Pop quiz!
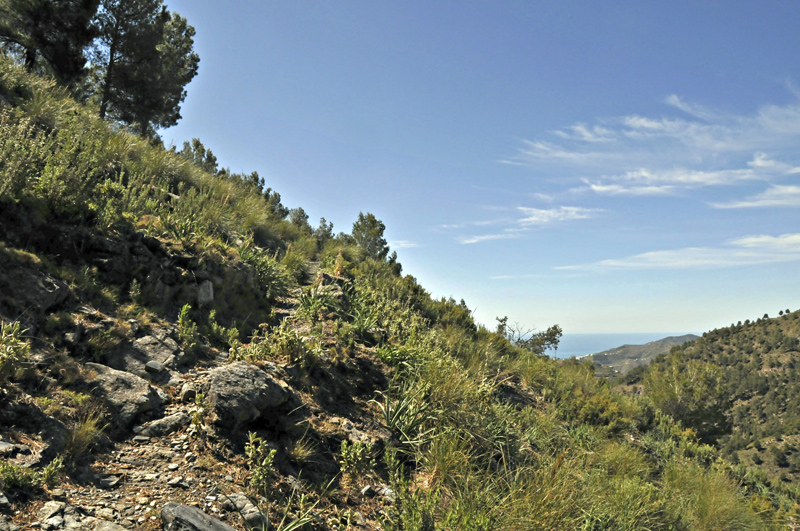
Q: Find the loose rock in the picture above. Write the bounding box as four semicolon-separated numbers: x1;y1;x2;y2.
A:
139;411;190;438
161;502;238;531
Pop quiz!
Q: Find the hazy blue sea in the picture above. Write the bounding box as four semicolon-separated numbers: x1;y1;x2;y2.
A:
552;333;693;359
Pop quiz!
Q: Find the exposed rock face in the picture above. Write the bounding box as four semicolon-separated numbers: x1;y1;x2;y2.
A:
0;261;69;331
104;331;183;384
2;222;272;334
206;361;290;431
161;503;239;531
31;500;128;531
5;268;69;313
0;400;67;467
85;363;165;429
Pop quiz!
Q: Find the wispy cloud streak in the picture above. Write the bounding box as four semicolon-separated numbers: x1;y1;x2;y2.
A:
506;96;800;202
710;185;800;208
455;206;601;244
558;232;800;270
389;240;419;249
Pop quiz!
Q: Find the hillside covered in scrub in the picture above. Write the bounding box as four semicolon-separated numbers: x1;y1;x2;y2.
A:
0;6;800;530
621;312;800;494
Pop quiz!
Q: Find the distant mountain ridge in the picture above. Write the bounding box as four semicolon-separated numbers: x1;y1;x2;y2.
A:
586;334;700;375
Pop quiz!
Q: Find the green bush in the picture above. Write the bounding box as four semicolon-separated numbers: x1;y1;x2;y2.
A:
339;440;375;484
235;321;318;366
0;321;29;381
244;431;276;496
0;456;63;494
239;237;292;301
280;244;308;284
177;304;201;357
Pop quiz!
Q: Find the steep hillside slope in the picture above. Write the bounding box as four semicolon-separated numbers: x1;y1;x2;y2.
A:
588;334;699;376
626;311;800;491
0;55;795;531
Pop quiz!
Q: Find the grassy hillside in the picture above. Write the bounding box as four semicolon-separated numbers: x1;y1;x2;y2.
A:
0;54;797;530
623;311;800;502
588;334;699;376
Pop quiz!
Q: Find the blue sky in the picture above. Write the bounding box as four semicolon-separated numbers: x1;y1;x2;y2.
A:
162;1;800;334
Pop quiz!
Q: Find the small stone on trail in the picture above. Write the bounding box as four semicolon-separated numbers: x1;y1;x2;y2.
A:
145;360;165;373
180;383;197;403
98;476;121;489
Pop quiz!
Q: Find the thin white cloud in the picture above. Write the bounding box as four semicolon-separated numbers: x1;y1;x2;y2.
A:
621;115;691;137
733;232;800;249
584;166;765;196
389;240;419;249
582;181;676;196
558;232;800;270
710;185;800;209
437;217;509;230
500;140;608;164
554;123;616;143
664;94;720;122
507;95;800;200
457;206;600;244
517;206;600;226
747;152;800;173
459;232;520;244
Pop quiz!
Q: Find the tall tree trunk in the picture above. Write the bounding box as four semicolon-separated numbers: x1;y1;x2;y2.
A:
99;23;119;119
99;51;113;118
23;45;36;71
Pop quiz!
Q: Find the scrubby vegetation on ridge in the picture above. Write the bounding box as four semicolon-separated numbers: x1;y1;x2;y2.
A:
0;47;798;531
621;310;800;509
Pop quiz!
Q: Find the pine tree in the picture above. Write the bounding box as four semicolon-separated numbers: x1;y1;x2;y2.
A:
352;212;389;261
90;0;198;135
0;0;100;84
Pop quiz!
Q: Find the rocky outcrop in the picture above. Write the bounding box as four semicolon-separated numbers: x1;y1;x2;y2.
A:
0;400;67;467
0;260;69;332
2;221;272;334
205;361;290;431
31;500;128;531
161;503;239;531
85;363;166;429
104;329;184;385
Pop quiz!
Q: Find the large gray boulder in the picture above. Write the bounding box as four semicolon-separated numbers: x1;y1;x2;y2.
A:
206;361;289;431
85;363;165;429
161;503;238;531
